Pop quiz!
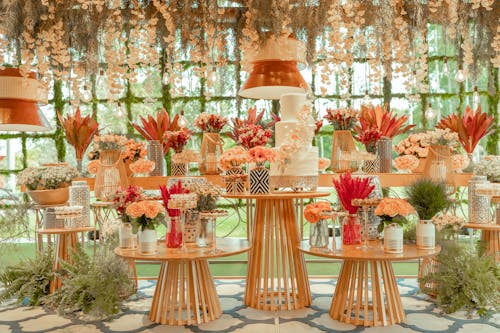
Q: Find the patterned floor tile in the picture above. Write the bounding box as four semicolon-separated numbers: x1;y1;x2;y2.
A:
20;314;72;332
405;312;454;330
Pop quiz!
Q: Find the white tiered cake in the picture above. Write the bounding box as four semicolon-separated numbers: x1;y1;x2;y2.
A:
270;93;318;191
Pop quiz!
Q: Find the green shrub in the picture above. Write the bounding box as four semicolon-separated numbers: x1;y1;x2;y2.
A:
0;248;53;306
420;241;500;318
406;179;450;220
46;244;134;318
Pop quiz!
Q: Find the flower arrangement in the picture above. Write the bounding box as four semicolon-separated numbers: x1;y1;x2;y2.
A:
431;214;465;240
323;107;359;130
126;200;166;233
393;154;420;172
474;155;500;182
333;172;375;214
195;113;228;133
426;128;459;147
234;124;273;150
171;149;201;163
86;160;99;174
355;128;382;152
375;198;415;232
451;154;469;172
318;158;330;172
159;181;188;217
93;134;127;151
87;149;100;161
186;181;224;212
131;109;179;153
112;186;144;222
129;159;155;175
247;146;276;165
57;108;99;161
437;106;495;154
229;106;268;140
17;165;79;190
219;146;249;171
163;130;191;154
395;132;431;158
304;201;332;223
121;139;147;162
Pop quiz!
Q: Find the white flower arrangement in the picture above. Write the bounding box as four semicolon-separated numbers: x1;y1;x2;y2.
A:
395;129;458;158
17;165;80;190
93;134;127;151
451;154;470;172
186;181;224;211
432;214;465;239
474;155;500;182
394;154;420;172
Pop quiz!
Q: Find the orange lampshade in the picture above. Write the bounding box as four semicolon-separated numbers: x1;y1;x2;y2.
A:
239;60;309;100
0;68;51;132
0;99;51;132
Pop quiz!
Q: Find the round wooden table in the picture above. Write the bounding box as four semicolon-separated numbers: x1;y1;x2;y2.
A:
224;191;329;311
299;241;440;327
38;226;96;293
114;238;250;326
464;223;500;262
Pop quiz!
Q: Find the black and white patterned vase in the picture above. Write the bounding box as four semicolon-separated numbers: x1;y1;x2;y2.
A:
249;166;270;194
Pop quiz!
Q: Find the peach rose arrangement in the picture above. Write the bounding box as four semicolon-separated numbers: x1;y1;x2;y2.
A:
393;154;419;172
219;146;249;171
129;159;155;175
126;200;166;233
375;198;415;232
304;201;332;223
247;146;276;166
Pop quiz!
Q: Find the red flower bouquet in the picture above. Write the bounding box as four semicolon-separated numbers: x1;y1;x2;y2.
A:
195;113;228;133
163;130;192;154
113;186;145;222
235;124;273;149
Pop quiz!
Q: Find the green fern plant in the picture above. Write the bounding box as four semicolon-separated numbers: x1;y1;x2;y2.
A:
405;179;450;220
0;248;53;306
419;241;500;318
46;244;134;318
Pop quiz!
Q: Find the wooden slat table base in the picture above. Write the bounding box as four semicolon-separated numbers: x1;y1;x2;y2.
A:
329;260;405;327
149;260;221;326
50;233;77;294
244;198;311;311
482;230;500;263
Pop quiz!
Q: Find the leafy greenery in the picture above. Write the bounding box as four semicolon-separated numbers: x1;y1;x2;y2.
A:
377;215;409;233
419;241;500;318
406;179;450;220
46;244;134;318
0;189;30;247
0;248;53;306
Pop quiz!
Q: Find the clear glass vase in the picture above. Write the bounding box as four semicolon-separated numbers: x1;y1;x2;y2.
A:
309;219;329;248
119;222;135;249
196;217;215;248
166;215;183;248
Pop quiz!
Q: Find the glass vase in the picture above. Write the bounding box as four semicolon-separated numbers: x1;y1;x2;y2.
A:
119;222;135;249
200;132;223;175
166;215;183;248
184;210;199;244
309;219;329;248
196;217;215;248
342;214;362;245
429;160;447;183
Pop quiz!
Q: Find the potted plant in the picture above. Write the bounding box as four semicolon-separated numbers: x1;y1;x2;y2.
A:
406;179;450;249
126;200;165;254
375;198;415;253
17;165;79;205
112;186;144;249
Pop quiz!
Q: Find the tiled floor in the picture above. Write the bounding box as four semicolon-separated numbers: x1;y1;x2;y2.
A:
0;279;498;332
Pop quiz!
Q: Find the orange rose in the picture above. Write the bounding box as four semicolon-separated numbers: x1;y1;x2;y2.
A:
142;200;164;219
126;201;144;218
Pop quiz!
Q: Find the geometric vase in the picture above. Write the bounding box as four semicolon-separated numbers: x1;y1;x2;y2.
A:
249;166;270;194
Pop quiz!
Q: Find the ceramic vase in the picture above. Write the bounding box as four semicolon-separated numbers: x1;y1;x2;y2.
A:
416;220;435;250
138;229;157;255
384;223;403;253
249;164;270;194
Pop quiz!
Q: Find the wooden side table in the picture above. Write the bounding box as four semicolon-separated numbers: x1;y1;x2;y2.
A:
31;203;67;252
90;201;117;242
114;238;250;326
300;241;440;327
37;226;96;293
224;192;329;311
464;223;500;262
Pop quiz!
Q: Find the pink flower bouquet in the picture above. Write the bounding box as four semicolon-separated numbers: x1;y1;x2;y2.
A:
126;200;165;233
219;146;249;171
129;159;155;175
195;113;228;133
248;146;276;165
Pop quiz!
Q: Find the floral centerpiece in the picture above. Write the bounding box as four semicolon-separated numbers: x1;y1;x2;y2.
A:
121;139;147;162
131;109;179;153
474;155;500;182
304;201;332;248
393;154;420;172
234;124;273;150
17;165;80;205
160;181;189;248
126;200;165;233
219;146;249;171
375;198;415;232
57;108;99;172
164;129;192;176
324;107;359;130
195;113;228;133
395;132;431;158
129;159;155;176
247;146;276;167
171;149;201;164
333;172;374;244
247;146;276;194
112;186;144;223
431;214;465;240
93;134;127;151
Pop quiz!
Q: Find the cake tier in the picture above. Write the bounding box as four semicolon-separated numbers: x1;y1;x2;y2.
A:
270;147;318;176
279;93;307;121
274;121;315;147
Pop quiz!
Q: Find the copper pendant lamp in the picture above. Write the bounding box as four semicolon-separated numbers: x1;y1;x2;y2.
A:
239;34;310;100
0;68;51;132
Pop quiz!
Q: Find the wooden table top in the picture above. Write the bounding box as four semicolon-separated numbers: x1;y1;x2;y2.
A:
223;191;330;200
464;223;500;231
114;238;250;261
38;226;96;235
299;241;440;261
91;201;115;207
